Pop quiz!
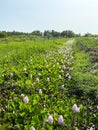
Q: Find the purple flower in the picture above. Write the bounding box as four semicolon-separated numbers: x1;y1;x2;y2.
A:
48;115;53;124
58;115;64;125
72;104;80;113
23;96;29;104
30;126;36;130
75;107;80;112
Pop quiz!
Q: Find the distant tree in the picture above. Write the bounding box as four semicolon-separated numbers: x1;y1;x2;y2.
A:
51;30;60;37
0;31;7;38
61;30;75;38
84;33;92;37
6;31;28;36
44;30;51;39
61;31;67;37
75;33;81;37
31;30;42;36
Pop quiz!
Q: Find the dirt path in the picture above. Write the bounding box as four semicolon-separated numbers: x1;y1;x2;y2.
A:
65;39;75;44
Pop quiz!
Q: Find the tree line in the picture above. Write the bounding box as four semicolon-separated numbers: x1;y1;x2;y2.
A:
0;30;97;38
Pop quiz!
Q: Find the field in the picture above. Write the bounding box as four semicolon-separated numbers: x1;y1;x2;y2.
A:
0;36;98;130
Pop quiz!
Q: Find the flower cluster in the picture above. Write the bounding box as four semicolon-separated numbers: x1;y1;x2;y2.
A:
48;115;64;125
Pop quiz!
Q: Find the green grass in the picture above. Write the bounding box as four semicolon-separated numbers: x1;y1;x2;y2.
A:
71;38;98;101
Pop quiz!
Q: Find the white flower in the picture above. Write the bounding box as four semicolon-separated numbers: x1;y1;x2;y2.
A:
39;89;42;94
68;75;71;80
30;126;36;130
57;62;59;65
66;73;69;77
30;74;32;79
47;77;50;82
38;73;41;76
23;96;29;104
30;59;32;64
58;115;64;125
89;127;94;130
72;104;80;113
48;115;53;124
36;77;39;82
61;84;64;89
46;65;49;69
61;70;64;73
10;73;13;78
59;75;62;79
21;93;24;97
62;65;66;70
23;68;27;73
44;104;46;108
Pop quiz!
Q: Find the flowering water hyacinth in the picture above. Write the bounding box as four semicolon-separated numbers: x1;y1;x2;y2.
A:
10;72;13;78
66;73;70;77
30;126;36;130
23;96;29;104
21;93;24;97
36;77;39;82
38;73;41;76
59;75;62;79
89;127;94;130
46;65;49;69
30;59;32;64
48;115;53;124
68;75;71;80
58;115;64;125
57;62;59;65
47;77;50;82
61;84;64;89
30;74;32;79
72;104;80;112
62;65;66;70
39;89;42;94
23;68;27;73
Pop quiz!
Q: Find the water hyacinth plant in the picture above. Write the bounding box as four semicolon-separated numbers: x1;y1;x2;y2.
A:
72;104;80;113
39;89;42;94
58;115;64;125
48;115;53;124
0;37;98;129
23;96;29;104
30;126;36;130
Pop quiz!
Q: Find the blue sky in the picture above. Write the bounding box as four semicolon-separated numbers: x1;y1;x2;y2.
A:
0;0;98;34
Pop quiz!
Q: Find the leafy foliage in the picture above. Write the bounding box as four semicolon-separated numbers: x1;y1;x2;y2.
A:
0;37;98;130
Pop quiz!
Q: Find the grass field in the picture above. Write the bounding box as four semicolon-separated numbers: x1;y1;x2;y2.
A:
0;37;98;130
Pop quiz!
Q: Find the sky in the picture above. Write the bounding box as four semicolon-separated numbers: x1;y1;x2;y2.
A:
0;0;98;34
